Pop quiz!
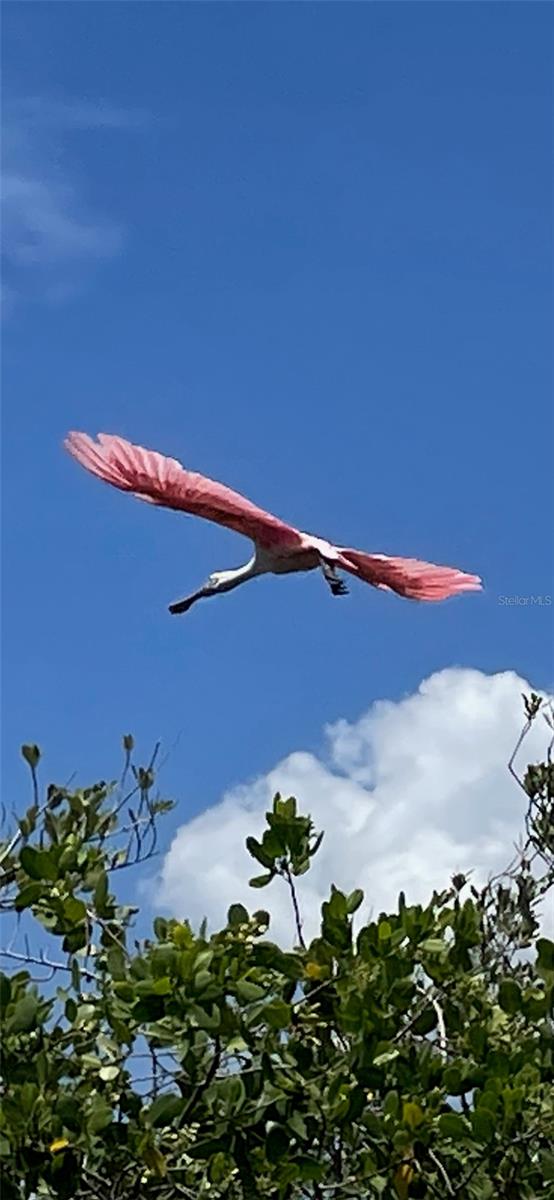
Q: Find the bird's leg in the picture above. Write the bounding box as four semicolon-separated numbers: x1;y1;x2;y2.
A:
320;560;349;597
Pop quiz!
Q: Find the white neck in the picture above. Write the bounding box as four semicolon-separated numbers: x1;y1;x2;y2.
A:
215;554;261;592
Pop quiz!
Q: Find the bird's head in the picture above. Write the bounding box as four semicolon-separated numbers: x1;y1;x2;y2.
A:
204;569;237;592
168;568;238;615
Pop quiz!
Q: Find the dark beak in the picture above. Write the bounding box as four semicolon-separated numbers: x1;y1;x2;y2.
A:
168;586;214;615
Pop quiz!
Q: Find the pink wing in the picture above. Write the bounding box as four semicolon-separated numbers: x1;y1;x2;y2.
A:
64;433;303;550
338;547;482;601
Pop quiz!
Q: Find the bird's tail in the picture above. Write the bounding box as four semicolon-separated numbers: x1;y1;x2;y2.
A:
337;548;482;601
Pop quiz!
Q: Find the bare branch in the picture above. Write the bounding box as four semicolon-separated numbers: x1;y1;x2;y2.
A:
428;1148;454;1196
0;946;96;981
281;860;306;949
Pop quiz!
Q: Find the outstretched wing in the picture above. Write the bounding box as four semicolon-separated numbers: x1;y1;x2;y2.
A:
65;432;303;550
338;547;482;601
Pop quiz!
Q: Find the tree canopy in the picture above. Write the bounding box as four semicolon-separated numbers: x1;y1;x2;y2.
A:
1;695;553;1199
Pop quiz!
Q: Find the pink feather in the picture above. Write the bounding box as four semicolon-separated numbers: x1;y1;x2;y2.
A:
337;548;482;601
65;432;482;606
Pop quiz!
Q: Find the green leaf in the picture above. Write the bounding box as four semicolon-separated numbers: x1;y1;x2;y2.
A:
18;805;39;838
288;1113;308;1141
36;1052;48;1087
70;958;81;992
82;1053;102;1070
135;976;173;997
252;909;270;928
76;1003;96;1026
403;1101;424;1129
383;1090;399;1118
327;887;348;919
94;871;109;914
107;947;126;981
65;998;77;1022
438;1112;467;1140
421;937;446;956
14;882;44;910
6;994;38;1034
411;1006;438;1036
471;1108;495;1144
498;978;522;1014
63;925;88;954
373;1047;400;1067
537;938;554;976
193;969;212;994
235;980;267;1003
265;1123;289;1163
295;1156;325;1182
310;830;324;858
276;796;297;819
87;1097;113;1134
346;888;364;914
227;903;249;928
263;998;292;1029
191;949;213;978
99;1065;119;1083
147;1094;184;1127
20;846;58;882
153;917;168;940
246;836;275;869
56;1096;82;1132
443;1065;463;1095
209;1152;230;1184
220;1074;246;1115
190;1003;221;1031
21;743;41;769
63;897;87;924
540;1151;554;1182
0;973;12;1008
140;1141;167;1177
476;1088;499;1114
249;872;274;888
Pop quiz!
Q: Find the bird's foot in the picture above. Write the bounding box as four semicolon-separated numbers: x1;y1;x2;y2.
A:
320;561;349;597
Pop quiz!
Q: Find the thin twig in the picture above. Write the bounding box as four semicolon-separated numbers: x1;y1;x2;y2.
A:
508;719;533;794
0;947;96;981
177;1036;221;1127
428;1148;454;1195
87;910;130;958
0;799;51;870
282;861;306;949
426;990;447;1061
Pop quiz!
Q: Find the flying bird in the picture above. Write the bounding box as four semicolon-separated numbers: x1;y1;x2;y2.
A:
65;432;482;615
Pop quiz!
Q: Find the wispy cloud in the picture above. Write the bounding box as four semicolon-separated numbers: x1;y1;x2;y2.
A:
2;173;121;266
7;96;148;131
1;96;143;311
156;668;552;945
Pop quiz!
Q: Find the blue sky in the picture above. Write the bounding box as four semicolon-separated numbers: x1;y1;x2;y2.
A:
2;4;552;924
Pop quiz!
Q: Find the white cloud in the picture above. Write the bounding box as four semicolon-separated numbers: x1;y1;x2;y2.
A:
1;96;141;309
156;668;551;945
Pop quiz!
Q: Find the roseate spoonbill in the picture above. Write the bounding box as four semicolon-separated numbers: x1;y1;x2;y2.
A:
64;432;482;615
